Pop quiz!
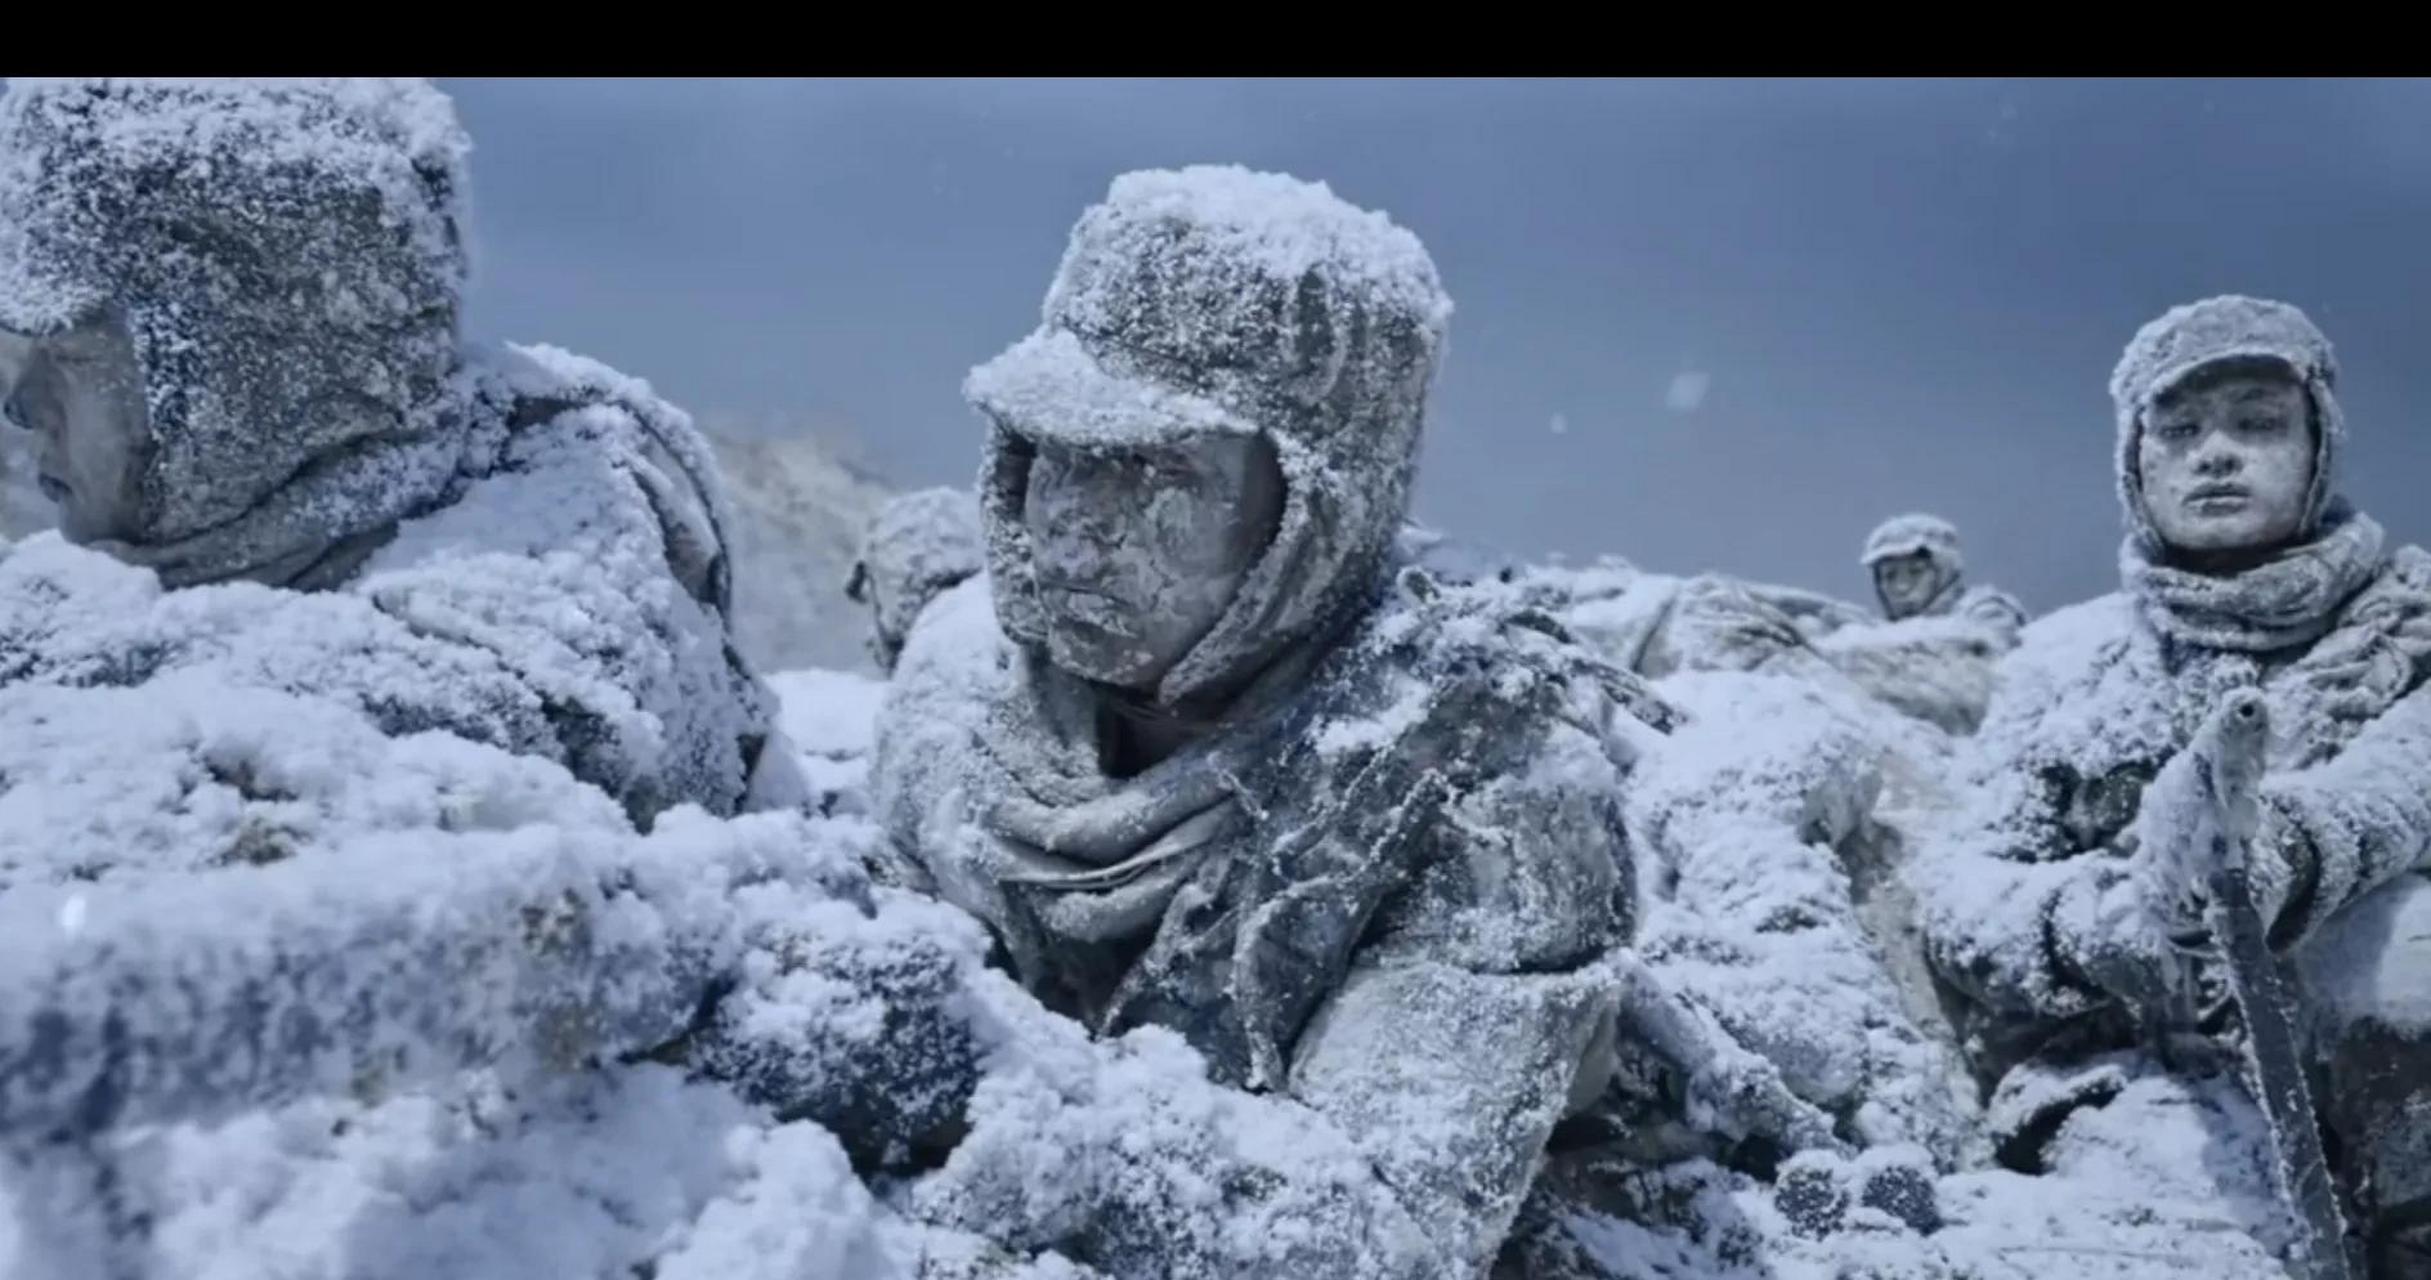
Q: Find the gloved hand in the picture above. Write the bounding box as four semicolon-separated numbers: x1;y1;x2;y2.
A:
2127;737;2318;958
2050;860;2198;1014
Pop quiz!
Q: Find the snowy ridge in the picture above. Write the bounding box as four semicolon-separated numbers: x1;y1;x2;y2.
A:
697;414;895;675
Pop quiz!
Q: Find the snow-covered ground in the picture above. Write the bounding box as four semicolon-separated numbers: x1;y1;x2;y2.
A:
767;666;888;812
0;633;2298;1279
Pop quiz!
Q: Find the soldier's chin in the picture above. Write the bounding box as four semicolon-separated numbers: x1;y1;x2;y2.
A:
1042;624;1159;691
2162;508;2286;555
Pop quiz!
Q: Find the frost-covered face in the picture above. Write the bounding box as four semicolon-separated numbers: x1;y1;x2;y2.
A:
1022;431;1284;692
2;308;148;544
2137;361;2315;561
1873;550;1948;621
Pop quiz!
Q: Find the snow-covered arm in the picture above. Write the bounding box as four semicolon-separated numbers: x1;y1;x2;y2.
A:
0;807;802;1142
1915;750;2137;1026
1285;706;1631;1276
1910;610;2187;1031
902;979;1455;1280
679;880;993;1174
2259;679;2431;946
1741;581;1875;640
1811;615;2005;734
1289;960;1617;1275
1641;575;1821;678
1958;585;2029;639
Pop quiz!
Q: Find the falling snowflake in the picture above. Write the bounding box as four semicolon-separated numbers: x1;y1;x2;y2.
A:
1666;371;1712;413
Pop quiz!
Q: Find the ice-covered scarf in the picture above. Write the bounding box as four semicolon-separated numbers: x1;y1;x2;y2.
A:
2123;503;2385;655
972;645;1314;954
2125;506;2431;761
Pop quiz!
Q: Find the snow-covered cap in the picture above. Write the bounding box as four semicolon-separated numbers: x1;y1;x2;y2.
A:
967;165;1450;454
1394;521;1519;586
848;486;984;667
0;78;472;544
2109;295;2343;551
968;165;1454;705
1860;512;1964;577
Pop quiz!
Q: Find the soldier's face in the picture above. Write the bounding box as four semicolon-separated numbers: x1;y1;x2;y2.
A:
2137;364;2315;559
1873;551;1946;620
1021;431;1283;692
3;308;147;544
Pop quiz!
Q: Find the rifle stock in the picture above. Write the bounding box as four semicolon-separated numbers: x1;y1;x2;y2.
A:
2185;692;2358;1280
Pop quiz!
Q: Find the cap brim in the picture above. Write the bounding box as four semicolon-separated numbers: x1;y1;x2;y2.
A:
2141;348;2307;407
1861;540;1935;567
965;327;1256;450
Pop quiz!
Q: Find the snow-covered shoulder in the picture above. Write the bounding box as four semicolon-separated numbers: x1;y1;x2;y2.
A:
349;339;777;820
1962;591;2141;773
2011;591;2135;686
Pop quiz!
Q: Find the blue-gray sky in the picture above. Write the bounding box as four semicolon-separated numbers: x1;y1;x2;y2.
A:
444;78;2431;614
